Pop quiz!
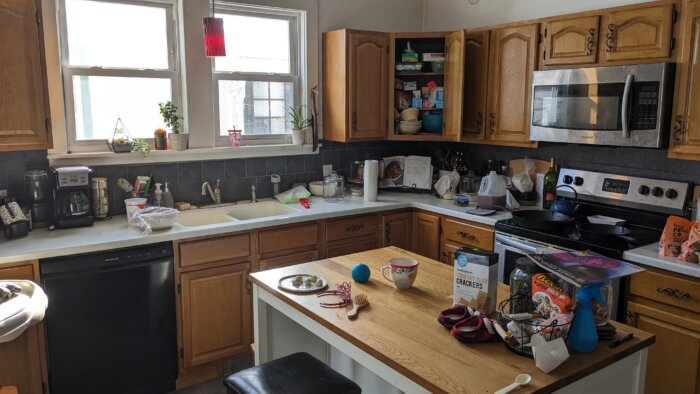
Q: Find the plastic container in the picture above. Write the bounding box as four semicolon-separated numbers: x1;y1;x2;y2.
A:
422;111;443;133
124;198;147;225
477;171;507;209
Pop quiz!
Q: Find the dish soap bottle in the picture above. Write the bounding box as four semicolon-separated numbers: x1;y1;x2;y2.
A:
162;182;174;208
154;183;164;207
568;283;603;353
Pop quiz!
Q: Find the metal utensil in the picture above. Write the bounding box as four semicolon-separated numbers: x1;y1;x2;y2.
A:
495;373;532;394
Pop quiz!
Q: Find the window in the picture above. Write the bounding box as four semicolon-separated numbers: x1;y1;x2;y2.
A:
59;0;179;149
213;4;305;144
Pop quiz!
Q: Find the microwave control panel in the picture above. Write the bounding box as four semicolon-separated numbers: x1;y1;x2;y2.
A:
631;82;660;130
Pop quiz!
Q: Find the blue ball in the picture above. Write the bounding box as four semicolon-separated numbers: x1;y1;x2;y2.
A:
351;263;371;283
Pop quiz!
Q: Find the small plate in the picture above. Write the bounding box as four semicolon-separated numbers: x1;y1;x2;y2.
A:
278;274;328;294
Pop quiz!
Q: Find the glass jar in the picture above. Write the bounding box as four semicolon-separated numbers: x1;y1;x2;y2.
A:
575;281;613;326
24;170;48;202
509;257;540;313
323;171;344;202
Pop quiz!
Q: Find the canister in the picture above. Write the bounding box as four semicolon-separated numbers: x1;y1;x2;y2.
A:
91;177;109;219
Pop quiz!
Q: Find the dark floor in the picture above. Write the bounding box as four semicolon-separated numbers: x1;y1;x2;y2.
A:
172;354;253;394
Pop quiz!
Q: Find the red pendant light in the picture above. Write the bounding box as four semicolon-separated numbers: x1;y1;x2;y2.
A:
203;2;226;57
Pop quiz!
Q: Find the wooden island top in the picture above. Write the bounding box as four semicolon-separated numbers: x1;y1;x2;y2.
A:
249;247;655;393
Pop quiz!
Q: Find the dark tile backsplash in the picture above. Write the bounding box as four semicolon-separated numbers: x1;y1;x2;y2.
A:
1;141;697;216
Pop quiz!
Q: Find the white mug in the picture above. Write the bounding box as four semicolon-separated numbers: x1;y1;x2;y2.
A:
381;258;419;290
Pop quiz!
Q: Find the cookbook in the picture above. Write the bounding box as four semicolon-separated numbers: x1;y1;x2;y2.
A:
379;155;432;190
527;251;645;287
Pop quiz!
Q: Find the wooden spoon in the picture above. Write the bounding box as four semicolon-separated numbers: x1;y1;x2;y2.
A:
347;293;369;320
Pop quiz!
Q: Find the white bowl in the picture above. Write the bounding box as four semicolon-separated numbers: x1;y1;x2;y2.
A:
399;123;422;134
400;108;420;121
309;181;324;197
400;120;422;126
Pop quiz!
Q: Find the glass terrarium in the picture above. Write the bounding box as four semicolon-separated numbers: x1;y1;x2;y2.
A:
109;118;135;153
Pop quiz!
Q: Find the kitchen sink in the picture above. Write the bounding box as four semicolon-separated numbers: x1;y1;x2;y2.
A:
176;201;297;227
226;201;297;220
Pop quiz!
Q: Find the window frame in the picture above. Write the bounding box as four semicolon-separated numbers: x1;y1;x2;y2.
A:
57;0;181;153
212;2;306;147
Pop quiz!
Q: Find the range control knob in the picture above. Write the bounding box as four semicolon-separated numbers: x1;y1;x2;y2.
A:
651;187;664;197
574;177;584;186
665;189;678;199
563;175;573;184
638;185;650;195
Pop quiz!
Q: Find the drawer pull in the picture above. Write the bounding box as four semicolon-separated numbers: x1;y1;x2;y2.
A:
457;231;477;241
586;28;596;56
346;224;365;232
657;287;692;301
385;223;391;244
605;24;615;52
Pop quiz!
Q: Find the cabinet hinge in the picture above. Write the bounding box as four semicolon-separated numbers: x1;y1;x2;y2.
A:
544;28;547;38
42;382;48;394
672;9;678;23
671;37;676;51
438;224;442;236
177;283;181;294
36;10;41;24
179;347;184;358
45;118;51;133
538;34;542;44
543;50;546;60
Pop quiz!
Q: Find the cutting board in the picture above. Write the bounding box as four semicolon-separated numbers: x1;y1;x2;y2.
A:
508;159;550;178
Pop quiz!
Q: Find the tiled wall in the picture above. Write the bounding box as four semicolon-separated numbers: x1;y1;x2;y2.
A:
1;141;697;216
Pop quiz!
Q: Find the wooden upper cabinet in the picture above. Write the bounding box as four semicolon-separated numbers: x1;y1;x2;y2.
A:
443;30;465;142
0;0;52;151
603;3;675;62
670;1;700;160
462;30;490;142
487;24;538;147
322;29;388;142
543;16;600;66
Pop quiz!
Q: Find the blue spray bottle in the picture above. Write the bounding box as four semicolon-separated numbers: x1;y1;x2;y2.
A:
567;283;604;353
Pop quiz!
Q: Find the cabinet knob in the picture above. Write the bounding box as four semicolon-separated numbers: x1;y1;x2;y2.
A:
605;24;615;52
586;28;596;55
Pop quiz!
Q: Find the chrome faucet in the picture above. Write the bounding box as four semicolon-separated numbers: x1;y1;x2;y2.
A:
251;185;257;203
201;180;221;204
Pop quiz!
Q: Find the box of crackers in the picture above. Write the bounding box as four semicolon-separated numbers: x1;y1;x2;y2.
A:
453;248;499;314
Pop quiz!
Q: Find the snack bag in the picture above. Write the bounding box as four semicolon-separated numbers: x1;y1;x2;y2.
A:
659;216;692;257
678;222;700;263
531;274;573;318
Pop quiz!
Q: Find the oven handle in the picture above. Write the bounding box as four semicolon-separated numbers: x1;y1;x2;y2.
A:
621;74;634;138
495;234;542;254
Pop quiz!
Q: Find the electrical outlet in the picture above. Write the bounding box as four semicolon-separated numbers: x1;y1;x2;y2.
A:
322;165;333;177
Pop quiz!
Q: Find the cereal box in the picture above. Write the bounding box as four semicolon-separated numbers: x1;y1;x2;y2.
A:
453;248;499;314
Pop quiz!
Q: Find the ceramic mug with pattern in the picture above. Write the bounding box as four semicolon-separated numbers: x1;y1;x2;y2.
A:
381;258;419;290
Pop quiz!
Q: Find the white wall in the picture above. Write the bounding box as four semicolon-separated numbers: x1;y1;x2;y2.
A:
319;0;423;32
422;0;654;31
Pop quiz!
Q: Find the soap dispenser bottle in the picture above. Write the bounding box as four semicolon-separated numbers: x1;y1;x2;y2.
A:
154;183;164;207
567;283;603;353
162;182;174;208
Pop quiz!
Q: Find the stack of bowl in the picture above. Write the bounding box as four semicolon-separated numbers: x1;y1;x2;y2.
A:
399;108;421;134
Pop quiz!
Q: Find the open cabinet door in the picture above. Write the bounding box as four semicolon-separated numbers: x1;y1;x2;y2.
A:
443;30;465;142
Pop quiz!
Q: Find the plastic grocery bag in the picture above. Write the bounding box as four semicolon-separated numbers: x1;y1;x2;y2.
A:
275;186;311;204
512;157;535;193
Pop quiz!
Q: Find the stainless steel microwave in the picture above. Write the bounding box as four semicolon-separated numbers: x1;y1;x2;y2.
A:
530;63;673;148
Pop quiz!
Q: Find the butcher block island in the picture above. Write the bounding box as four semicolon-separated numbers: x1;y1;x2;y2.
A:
249;247;654;394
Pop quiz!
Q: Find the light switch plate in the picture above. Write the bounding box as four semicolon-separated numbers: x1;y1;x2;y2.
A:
322;165;332;177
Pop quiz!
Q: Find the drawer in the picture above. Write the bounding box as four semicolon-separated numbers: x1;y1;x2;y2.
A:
0;264;35;281
259;223;319;256
179;233;252;268
441;218;494;252
259;249;319;271
326;236;378;258
326;214;378;243
630;270;700;314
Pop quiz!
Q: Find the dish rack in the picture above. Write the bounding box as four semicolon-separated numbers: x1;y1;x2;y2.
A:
497;295;573;358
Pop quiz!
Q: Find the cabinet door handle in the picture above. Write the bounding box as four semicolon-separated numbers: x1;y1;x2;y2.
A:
672;116;685;146
352;112;358;132
457;230;477;241
385;223;391;244
657;287;693;301
489;113;496;134
586;28;596;55
605;24;615;52
626;311;636;327
476;112;483;132
346;223;365;232
246;281;252;295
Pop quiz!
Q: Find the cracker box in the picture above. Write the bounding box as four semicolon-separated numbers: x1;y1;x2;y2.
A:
453;248;499;314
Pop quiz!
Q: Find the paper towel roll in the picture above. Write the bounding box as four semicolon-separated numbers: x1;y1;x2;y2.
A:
364;160;378;202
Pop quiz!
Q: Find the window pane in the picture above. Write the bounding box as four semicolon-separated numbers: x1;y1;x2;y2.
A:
72;76;172;140
253;82;268;99
214;14;291;73
65;0;169;69
218;80;294;135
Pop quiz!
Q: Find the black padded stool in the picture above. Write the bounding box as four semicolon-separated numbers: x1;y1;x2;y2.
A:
223;352;361;394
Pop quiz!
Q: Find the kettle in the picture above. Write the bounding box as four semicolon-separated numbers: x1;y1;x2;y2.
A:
477;171;507;210
549;185;579;217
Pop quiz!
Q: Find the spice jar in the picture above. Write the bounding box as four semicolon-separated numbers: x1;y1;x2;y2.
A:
509;257;540;313
323;171;344;202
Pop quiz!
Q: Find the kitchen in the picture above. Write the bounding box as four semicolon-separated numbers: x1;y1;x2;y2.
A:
1;0;699;393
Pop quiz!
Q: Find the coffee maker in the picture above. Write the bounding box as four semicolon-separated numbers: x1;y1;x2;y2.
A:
49;166;95;230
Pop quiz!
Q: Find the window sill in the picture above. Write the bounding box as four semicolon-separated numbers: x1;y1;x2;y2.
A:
47;144;320;167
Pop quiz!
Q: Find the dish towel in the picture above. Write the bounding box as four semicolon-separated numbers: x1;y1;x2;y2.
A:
0;282;21;304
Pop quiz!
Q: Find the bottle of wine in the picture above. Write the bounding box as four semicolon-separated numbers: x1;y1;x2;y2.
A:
543;158;557;209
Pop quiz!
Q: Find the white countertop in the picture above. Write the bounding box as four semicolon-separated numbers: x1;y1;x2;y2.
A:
0;193;512;266
624;242;700;279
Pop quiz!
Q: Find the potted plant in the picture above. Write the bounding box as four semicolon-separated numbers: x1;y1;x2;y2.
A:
287;105;313;145
159;101;187;151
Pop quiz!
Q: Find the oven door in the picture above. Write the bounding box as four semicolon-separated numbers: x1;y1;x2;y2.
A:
530;63;671;148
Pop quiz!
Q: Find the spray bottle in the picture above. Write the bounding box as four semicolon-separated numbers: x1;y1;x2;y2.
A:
567;283;604;353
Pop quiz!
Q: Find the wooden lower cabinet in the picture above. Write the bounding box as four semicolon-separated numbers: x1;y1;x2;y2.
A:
0;262;47;394
412;212;441;261
180;262;252;369
441;217;495;252
382;211;412;250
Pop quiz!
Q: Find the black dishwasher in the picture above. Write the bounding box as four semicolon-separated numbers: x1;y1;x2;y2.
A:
41;243;177;394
